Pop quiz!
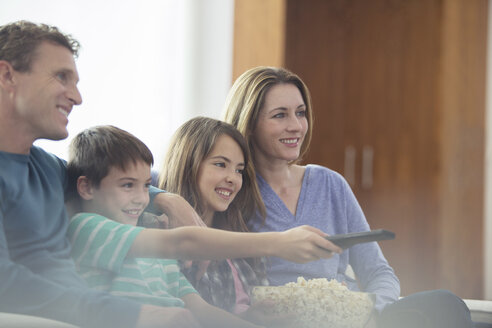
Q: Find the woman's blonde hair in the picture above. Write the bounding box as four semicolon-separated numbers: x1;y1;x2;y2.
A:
159;117;265;232
222;66;313;165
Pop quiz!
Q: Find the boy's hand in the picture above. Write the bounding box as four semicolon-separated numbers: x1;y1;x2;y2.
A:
274;225;342;263
136;304;201;328
153;192;206;228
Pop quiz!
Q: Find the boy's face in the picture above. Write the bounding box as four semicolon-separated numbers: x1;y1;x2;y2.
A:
83;161;151;226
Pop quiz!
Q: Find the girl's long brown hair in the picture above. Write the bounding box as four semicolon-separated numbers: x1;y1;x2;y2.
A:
159;117;265;232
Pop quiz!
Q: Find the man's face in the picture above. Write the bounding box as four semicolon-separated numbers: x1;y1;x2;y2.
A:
12;41;82;142
83;161;152;226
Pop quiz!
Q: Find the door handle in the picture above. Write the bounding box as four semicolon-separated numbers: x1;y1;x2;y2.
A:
361;145;373;189
344;145;356;187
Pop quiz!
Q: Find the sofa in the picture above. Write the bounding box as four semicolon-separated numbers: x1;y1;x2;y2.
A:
0;299;491;327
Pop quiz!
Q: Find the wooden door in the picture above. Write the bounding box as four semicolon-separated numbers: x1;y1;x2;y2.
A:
233;0;486;299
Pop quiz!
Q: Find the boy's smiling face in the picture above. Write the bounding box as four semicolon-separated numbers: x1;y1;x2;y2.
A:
79;160;152;226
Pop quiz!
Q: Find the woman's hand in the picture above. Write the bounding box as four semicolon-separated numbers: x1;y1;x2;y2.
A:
240;300;294;327
273;225;342;263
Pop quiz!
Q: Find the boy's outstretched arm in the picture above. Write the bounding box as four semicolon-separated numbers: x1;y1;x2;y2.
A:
129;225;341;263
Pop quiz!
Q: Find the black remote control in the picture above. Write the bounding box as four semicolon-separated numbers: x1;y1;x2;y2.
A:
326;229;395;249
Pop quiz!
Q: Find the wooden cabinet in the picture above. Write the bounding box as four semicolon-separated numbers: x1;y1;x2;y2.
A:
233;0;486;298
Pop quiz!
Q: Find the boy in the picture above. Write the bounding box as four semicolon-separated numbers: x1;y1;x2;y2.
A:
66;125;340;327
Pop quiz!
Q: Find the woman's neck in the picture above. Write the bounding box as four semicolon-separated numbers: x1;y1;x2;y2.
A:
254;152;296;188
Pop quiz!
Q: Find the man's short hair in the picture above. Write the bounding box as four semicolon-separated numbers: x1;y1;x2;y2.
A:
67;125;154;201
0;20;80;72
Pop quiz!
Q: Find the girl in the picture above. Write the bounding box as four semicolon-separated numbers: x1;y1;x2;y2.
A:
222;66;473;328
159;117;306;324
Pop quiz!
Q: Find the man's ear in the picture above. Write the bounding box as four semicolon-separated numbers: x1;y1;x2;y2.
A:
0;61;17;91
77;176;95;200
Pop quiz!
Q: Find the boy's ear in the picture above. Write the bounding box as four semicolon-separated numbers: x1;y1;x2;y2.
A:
77;176;95;200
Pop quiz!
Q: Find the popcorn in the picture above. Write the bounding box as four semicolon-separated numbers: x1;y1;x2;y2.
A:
252;277;374;328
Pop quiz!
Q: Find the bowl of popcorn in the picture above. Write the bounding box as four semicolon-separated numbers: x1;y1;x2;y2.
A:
251;277;374;328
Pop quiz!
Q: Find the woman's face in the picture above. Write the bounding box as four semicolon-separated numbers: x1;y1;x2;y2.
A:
252;83;308;163
197;134;245;222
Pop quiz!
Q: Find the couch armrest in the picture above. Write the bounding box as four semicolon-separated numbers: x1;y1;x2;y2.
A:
0;312;79;328
463;299;492;324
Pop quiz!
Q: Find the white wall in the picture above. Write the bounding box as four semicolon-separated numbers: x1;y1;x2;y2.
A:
0;0;234;167
485;0;492;300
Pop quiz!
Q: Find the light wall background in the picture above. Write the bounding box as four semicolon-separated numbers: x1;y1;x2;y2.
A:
0;0;234;167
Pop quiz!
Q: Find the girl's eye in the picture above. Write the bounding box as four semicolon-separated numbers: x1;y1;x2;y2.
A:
235;168;244;175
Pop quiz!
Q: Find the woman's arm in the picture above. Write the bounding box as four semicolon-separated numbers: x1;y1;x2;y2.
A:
128;224;341;263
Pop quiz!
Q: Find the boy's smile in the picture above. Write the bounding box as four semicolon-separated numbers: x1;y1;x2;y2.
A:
80;161;151;226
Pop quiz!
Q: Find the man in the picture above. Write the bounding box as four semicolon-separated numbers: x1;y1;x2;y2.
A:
0;20;201;328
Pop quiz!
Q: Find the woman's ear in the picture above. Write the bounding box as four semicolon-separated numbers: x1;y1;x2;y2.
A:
77;176;94;200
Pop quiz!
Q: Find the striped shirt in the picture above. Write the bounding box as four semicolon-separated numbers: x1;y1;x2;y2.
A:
68;213;197;307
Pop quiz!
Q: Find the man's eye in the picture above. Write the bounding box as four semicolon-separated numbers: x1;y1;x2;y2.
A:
56;72;68;82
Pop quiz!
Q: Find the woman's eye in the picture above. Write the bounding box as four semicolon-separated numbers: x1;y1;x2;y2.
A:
273;113;285;118
236;168;244;175
144;183;151;189
122;183;133;188
296;110;306;117
214;162;226;168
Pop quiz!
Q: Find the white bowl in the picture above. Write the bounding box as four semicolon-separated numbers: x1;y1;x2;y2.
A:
251;285;374;328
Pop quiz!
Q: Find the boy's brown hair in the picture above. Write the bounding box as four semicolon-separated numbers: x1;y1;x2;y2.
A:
67;125;153;200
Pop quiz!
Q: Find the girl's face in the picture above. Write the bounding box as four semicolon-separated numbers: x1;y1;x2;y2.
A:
252;83;308;163
196;134;245;223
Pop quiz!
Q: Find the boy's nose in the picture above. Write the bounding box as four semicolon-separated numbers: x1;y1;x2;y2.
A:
133;191;149;205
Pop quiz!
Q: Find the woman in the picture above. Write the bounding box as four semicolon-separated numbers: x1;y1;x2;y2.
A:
222;66;473;328
158;117;330;325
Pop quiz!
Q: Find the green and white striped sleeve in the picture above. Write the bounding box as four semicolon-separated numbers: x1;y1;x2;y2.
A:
68;213;143;273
